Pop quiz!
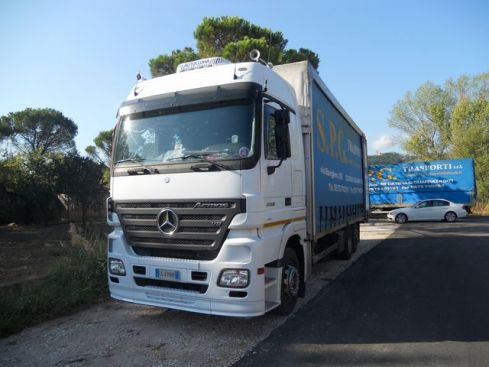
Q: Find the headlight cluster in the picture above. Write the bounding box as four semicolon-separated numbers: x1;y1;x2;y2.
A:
109;258;126;276
218;269;249;288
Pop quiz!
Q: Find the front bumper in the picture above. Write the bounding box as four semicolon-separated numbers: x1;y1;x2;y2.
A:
107;228;267;317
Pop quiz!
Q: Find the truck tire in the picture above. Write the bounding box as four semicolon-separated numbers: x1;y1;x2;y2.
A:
445;211;457;222
339;227;353;260
273;248;300;316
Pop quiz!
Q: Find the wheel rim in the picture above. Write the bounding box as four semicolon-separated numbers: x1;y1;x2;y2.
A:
283;264;300;297
396;214;406;223
446;212;456;222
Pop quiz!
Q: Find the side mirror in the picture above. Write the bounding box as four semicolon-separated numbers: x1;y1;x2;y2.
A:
275;123;290;159
274;110;290;160
267;109;291;175
274;109;290;126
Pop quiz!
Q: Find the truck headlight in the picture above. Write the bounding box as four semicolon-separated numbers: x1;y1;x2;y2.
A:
109;258;126;276
218;269;249;288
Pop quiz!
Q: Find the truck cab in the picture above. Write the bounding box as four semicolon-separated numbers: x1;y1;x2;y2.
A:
107;57;308;316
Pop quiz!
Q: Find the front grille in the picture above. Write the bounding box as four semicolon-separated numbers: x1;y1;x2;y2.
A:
130;237;214;246
132;246;218;260
179;226;220;233
115;199;244;260
134;277;208;294
119;202;209;209
179;214;225;221
123;214;155;220
126;225;159;232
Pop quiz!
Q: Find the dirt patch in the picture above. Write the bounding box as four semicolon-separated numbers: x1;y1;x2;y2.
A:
0;224;71;288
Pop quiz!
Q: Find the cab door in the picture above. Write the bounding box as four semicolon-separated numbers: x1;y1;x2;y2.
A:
261;103;292;219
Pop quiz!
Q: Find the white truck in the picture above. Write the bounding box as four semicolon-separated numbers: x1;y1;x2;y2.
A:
107;53;368;316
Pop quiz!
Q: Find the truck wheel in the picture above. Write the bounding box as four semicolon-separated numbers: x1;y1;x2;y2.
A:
445;211;457;222
339;228;353;260
395;213;408;224
273;248;300;316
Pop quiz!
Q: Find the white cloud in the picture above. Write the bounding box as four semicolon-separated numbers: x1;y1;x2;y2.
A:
372;135;395;153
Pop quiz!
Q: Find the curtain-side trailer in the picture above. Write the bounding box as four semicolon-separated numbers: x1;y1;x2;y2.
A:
369;158;476;209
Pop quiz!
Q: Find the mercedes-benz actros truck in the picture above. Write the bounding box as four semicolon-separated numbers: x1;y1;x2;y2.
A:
107;52;368;317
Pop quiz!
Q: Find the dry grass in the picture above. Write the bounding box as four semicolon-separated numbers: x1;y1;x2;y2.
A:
0;223;108;337
471;201;489;215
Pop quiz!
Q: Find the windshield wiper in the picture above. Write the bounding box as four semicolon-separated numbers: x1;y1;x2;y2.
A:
167;151;230;170
114;157;159;175
190;161;229;171
114;157;146;164
166;151;219;161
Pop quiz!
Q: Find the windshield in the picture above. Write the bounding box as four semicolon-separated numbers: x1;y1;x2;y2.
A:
113;101;255;166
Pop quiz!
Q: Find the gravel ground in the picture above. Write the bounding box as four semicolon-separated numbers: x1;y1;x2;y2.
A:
0;220;397;367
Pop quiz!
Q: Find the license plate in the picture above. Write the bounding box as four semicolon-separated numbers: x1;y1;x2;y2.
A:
155;268;180;281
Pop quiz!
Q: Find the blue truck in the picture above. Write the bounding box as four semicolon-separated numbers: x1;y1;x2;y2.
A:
368;158;476;208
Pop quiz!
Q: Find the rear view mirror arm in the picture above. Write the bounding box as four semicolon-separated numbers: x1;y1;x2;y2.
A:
267;159;284;175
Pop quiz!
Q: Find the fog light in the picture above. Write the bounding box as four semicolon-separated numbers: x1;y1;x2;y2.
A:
218;269;249;288
109;258;126;276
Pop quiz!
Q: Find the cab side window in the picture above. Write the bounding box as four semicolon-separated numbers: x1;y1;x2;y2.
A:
265;104;279;160
264;104;291;160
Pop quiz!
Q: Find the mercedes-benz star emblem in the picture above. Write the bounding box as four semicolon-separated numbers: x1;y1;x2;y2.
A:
157;209;179;235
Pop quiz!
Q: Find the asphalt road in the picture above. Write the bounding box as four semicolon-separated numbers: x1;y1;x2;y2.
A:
235;216;489;367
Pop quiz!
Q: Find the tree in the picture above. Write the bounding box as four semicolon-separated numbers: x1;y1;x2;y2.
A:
450;97;489;200
149;16;320;77
368;152;414;165
389;82;453;160
86;129;113;187
55;153;106;228
194;16;287;64
149;47;200;77
280;48;320;69
85;129;114;167
0;151;61;224
0;108;77;155
0;155;32;223
389;72;489;200
222;36;271;63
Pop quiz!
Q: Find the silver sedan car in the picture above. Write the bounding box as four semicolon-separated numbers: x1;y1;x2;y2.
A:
387;199;468;224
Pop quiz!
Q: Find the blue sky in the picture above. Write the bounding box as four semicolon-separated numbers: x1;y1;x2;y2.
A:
1;0;488;154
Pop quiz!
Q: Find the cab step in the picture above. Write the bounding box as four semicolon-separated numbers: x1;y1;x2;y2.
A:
265;277;277;289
